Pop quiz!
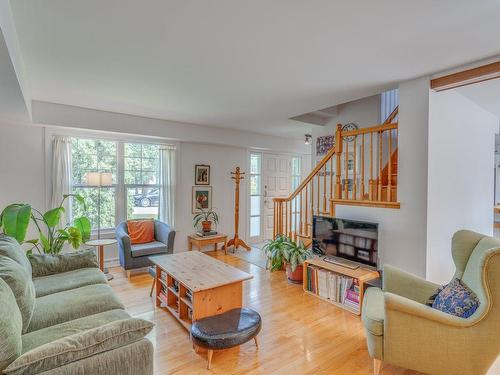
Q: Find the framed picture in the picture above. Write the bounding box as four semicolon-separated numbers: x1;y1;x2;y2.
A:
316;135;335;157
192;186;212;213
195;164;210;185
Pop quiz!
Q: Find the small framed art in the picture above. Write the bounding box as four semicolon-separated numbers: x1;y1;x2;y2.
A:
195;164;210;185
192;186;212;213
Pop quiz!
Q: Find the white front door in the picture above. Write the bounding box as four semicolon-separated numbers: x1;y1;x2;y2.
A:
263;153;292;240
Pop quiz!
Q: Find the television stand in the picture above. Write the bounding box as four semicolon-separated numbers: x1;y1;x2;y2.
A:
323;256;360;270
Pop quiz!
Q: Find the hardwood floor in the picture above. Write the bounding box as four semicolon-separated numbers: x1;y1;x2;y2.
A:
109;251;421;375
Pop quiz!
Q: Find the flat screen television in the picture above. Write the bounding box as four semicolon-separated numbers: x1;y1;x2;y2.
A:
312;216;379;269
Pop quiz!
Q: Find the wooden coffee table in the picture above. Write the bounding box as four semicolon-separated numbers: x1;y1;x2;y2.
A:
150;251;253;330
188;233;228;254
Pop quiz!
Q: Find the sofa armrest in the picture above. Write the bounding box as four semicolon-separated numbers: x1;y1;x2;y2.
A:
29;249;98;278
384;292;478;328
383;264;440;304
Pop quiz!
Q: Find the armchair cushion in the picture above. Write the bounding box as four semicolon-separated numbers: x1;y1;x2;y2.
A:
131;241;168;258
127;219;154;244
362;287;384;336
29;249;98;278
4;318;153;375
431;278;479;318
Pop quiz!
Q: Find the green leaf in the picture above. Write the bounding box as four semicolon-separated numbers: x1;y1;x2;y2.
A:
24;239;39;245
1;204;31;242
39;232;51;252
73;217;91;242
64;194;87;210
43;207;65;227
66;227;83;249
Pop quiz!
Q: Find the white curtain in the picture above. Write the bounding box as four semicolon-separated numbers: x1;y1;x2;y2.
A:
158;145;176;227
51;136;72;223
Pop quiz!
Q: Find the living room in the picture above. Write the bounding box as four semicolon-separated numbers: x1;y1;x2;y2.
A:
1;2;500;375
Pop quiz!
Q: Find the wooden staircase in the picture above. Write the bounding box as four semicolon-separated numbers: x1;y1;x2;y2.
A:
273;107;400;243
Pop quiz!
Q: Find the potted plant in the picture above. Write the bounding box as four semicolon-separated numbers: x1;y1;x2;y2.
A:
283;239;313;284
262;235;312;283
0;194;91;254
193;208;219;233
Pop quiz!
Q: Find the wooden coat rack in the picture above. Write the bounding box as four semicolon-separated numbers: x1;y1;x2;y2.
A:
227;167;251;251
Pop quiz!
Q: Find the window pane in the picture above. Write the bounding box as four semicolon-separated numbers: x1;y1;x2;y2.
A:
292;157;301;176
250;154;261;174
250;175;261;195
72;187;115;229
250;216;260;237
251;196;260;216
124;143;141;157
71;138;117;185
127;187;159;220
124;143;159;186
124;171;141;185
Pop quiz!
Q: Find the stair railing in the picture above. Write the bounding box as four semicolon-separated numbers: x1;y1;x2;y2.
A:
273;106;399;241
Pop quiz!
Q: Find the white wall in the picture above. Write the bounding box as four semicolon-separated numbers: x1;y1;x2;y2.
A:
427;90;499;284
0;121;45;239
334;77;430;277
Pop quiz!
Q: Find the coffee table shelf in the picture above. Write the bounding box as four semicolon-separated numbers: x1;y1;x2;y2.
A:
151;252;253;331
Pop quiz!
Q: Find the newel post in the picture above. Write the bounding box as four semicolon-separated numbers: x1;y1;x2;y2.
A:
335;123;343;199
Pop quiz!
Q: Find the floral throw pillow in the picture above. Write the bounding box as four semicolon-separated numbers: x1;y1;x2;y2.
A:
430;278;479;318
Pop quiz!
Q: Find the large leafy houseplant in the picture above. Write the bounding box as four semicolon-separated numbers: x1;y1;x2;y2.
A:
193;208;219;232
0;194;92;254
263;235;312;283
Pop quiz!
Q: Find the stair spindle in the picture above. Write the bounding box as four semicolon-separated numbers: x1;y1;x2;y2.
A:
388;129;392;202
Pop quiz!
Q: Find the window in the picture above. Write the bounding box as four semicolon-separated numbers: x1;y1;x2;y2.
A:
124;143;160;220
71;138;117;229
291;156;301;231
249;153;262;238
70;137;170;231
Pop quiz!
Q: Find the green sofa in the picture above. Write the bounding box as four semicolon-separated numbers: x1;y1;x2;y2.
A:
0;235;154;375
362;230;500;375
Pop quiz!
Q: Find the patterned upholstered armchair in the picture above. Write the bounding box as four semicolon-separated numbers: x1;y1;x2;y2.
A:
362;230;500;375
116;220;175;278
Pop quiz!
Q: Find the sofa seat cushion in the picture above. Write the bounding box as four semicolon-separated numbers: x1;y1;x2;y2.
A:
0;255;35;333
362;287;385;336
0;279;22;372
28;284;125;332
33;268;107;297
4;318;153;375
131;241;167;258
22;309;131;353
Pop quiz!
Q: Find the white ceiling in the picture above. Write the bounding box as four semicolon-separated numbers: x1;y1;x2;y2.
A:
456;79;500;119
7;0;500;138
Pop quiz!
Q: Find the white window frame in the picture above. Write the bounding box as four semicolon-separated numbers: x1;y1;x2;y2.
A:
248;152;263;243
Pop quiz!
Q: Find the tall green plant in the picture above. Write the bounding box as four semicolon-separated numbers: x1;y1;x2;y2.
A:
0;194;92;254
262;235;312;272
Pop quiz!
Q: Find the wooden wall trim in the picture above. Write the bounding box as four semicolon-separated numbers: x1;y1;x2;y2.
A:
430;61;500;91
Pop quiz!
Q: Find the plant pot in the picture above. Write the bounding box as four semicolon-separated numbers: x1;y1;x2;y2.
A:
286;264;303;284
201;220;212;232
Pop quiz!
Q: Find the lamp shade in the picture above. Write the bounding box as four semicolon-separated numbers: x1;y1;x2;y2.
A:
85;172;113;187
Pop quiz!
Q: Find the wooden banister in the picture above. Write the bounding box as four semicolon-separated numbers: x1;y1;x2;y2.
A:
273;106;399;241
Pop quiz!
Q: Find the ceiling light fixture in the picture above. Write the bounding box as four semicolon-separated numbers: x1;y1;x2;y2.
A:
304;134;312;145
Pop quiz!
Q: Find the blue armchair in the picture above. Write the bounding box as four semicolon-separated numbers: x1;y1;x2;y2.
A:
116;220;175;278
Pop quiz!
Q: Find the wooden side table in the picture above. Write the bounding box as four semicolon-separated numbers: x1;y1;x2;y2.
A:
86;239;117;281
188;234;228;255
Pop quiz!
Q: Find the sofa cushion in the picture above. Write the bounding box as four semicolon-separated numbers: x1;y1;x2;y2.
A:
22;309;131;353
362;287;384;336
431;278;479;318
0;279;22;372
0;255;35;333
29;248;99;278
33;267;107;297
127;219;155;244
4;318;153;375
0;235;32;276
28;284;124;332
131;241;167;258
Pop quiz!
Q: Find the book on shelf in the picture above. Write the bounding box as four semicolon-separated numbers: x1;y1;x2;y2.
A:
195;230;218;237
305;264;360;310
